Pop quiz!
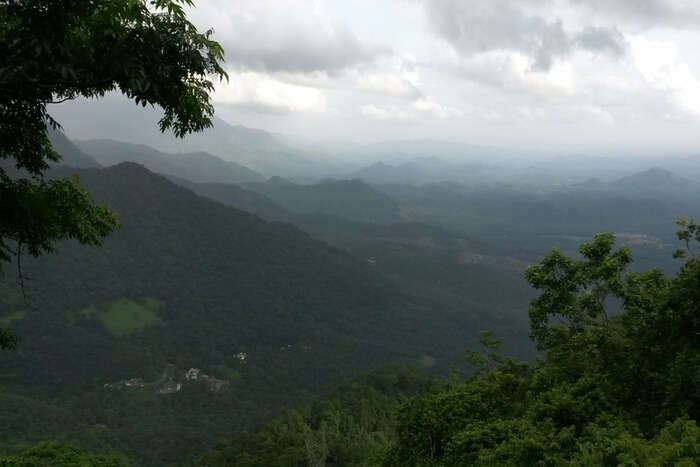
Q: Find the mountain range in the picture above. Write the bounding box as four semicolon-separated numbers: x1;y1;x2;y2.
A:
4;128;698;465
49;97;342;179
0;161;501;465
77;139;264;184
243;177;404;224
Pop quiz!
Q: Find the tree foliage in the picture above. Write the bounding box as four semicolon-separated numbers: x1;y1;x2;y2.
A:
0;0;226;347
0;442;127;466
384;221;700;466
195;367;435;467
192;220;699;466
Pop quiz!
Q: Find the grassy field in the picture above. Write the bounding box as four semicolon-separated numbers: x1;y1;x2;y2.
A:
82;298;163;336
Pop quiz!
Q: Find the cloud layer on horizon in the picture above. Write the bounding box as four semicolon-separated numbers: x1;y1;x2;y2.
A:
60;0;700;153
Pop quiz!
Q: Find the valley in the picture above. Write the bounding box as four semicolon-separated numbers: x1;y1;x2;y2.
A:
2;3;699;463
3;126;697;464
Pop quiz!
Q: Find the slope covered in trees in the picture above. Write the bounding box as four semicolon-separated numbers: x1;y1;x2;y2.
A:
384;226;700;465
244;178;403;224
198;224;700;466
0;163;499;465
194;367;436;467
47;129;101;169
171;177;291;222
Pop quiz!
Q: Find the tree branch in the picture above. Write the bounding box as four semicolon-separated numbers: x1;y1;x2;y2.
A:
15;241;27;300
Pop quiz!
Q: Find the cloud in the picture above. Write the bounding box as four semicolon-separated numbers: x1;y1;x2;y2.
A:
423;0;570;70
354;71;423;98
360;104;410;120
452;50;575;97
167;0;700;151
422;0;628;71
574;27;626;56
570;0;700;29
187;0;388;74
629;36;700;117
361;97;463;120
214;71;327;114
186;0;426;116
412;97;464;118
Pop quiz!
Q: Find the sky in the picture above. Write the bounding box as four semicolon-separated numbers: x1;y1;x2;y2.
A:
66;0;700;154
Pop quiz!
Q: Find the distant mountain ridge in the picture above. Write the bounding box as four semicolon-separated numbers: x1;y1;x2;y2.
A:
612;167;695;192
77;139;264;184
244;177;403;224
171;176;290;222
350;157;505;186
48;97;340;179
351;160;445;185
48;128;101;169
162;118;343;179
564;167;700;201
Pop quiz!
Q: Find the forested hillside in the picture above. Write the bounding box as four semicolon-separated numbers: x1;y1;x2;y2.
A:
0;163;503;465
194;366;437;466
174;177;291;222
172;177;537;359
47;129;102;169
244;178;403;225
383;227;700;466
196;226;700;466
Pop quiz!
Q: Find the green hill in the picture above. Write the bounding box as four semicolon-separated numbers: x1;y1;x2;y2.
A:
0;163;491;465
172;177;291;222
244;177;403;224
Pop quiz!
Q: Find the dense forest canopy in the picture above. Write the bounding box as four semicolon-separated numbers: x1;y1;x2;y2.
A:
384;221;699;465
0;163;507;465
196;223;700;466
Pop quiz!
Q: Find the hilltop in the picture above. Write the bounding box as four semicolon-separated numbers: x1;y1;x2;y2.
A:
244;177;403;224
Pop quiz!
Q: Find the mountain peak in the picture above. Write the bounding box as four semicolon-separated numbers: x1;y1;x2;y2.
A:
636;167;675;179
615;167;684;186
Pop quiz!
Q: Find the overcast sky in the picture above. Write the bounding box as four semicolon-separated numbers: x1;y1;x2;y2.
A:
66;0;700;154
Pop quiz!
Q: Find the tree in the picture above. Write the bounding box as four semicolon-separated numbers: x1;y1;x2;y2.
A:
385;222;699;465
0;0;227;348
0;442;127;466
524;232;632;351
